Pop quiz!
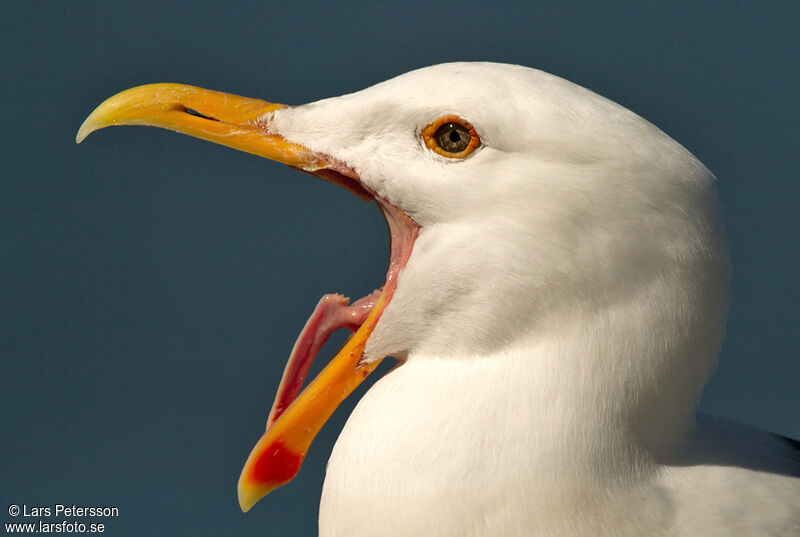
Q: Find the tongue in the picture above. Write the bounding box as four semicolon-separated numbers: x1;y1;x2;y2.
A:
266;290;382;429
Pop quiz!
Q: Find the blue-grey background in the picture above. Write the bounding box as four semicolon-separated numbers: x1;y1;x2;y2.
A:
2;1;798;535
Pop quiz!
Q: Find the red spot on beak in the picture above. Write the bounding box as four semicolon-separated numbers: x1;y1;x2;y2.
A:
249;441;304;485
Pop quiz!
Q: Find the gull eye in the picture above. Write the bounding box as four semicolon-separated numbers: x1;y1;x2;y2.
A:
422;115;480;159
436;122;470;153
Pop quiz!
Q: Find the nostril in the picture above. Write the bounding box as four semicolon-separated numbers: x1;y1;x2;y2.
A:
183;107;219;121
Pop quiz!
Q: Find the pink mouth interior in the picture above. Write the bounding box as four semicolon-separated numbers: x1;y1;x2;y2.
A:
265;290;379;428
264;167;418;431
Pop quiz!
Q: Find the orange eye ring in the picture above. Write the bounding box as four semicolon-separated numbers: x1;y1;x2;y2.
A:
422;115;481;159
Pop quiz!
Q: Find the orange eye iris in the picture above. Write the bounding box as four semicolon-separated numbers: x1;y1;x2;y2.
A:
422;115;480;159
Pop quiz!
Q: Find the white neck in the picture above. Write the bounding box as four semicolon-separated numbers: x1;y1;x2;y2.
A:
321;334;683;536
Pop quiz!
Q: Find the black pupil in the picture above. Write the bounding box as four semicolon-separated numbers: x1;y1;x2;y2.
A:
435;122;471;153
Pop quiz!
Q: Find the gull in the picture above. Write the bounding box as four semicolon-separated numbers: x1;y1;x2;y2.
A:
77;62;799;536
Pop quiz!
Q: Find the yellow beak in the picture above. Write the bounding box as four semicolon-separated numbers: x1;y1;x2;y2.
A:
77;83;390;512
77;83;320;166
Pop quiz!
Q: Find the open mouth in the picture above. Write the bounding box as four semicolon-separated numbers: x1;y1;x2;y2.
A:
235;162;419;510
76;82;420;512
266;169;418;430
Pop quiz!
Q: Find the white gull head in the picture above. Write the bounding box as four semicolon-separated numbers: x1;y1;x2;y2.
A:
264;63;731;535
